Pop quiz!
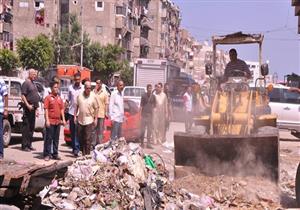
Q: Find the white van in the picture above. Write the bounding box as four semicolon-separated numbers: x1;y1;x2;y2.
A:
1;76;46;146
123;86;146;107
109;86;146;107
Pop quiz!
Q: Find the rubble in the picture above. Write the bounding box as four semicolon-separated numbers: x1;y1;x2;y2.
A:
40;138;218;209
173;173;282;209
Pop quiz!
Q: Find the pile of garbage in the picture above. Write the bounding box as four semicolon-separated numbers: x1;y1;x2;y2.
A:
39;139;218;209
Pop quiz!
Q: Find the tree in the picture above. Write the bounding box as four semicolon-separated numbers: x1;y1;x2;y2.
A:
0;49;19;75
92;44;125;83
17;34;54;72
53;14;90;65
120;61;133;86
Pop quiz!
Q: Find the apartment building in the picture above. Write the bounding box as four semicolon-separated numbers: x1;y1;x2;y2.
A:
12;0;58;49
177;29;228;83
66;0;134;60
147;0;180;60
0;0;13;49
292;0;300;33
12;0;153;62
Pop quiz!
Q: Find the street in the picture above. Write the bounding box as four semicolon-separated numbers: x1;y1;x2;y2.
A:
2;123;300;208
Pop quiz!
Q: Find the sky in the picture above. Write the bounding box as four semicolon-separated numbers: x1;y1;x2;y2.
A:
173;0;300;80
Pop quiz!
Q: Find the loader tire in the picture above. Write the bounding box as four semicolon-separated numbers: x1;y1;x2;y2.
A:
189;125;207;135
3;119;11;147
296;162;300;207
257;126;278;135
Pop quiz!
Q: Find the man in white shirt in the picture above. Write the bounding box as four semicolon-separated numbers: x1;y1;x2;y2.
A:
109;80;124;140
67;72;82;157
183;86;193;132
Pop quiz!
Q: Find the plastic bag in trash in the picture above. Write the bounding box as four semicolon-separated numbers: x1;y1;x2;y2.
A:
117;155;128;165
93;149;108;162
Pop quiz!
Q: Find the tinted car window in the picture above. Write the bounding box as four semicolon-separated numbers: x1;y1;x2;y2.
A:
282;89;300;104
10;81;21;97
124;88;145;97
268;88;281;102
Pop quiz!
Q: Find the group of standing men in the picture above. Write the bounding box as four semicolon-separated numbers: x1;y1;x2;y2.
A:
140;83;171;148
66;73;125;159
0;68;126;161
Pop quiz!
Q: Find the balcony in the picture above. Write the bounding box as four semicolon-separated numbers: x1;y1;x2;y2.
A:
115;15;126;29
140;17;152;30
3;22;11;33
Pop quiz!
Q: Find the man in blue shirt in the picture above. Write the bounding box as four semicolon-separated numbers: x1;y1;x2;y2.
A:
0;78;8;159
109;80;124;140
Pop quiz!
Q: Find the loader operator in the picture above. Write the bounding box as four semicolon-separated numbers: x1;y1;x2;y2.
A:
223;48;252;82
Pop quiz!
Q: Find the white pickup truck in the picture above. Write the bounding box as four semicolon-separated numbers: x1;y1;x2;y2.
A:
1;76;46;146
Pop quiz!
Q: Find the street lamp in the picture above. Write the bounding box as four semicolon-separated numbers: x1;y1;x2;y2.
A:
80;2;83;70
73;0;83;69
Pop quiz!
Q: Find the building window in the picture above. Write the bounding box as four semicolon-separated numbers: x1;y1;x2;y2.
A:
96;26;103;34
95;1;104;11
34;0;44;10
115;28;122;39
116;6;126;16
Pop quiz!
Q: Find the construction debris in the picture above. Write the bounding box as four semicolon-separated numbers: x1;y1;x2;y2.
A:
174;173;281;209
40;138;218;209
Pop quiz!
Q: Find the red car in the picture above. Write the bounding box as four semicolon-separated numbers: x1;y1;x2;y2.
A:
64;100;141;144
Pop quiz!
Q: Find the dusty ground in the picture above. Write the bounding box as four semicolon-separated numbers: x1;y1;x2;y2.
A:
174;174;280;209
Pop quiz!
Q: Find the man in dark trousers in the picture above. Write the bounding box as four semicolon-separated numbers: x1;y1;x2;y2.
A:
140;84;155;148
67;72;82;157
75;81;98;156
0;78;8;159
44;81;66;161
21;69;40;151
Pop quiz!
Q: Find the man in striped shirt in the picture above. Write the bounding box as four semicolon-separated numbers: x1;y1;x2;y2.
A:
0;79;8;159
223;48;252;82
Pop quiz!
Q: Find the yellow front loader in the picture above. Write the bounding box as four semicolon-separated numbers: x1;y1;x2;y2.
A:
174;32;279;182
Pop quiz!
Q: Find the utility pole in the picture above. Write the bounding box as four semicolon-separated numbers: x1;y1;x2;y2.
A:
80;1;83;70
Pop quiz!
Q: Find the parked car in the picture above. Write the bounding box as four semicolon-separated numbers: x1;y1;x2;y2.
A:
268;84;300;137
123;86;146;108
64;99;141;144
1;76;46;146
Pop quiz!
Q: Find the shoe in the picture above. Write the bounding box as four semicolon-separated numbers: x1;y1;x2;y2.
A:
29;147;36;151
52;156;61;160
74;152;79;157
44;156;50;161
22;147;31;152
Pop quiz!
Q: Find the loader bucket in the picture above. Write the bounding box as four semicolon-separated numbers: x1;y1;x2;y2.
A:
174;132;279;182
